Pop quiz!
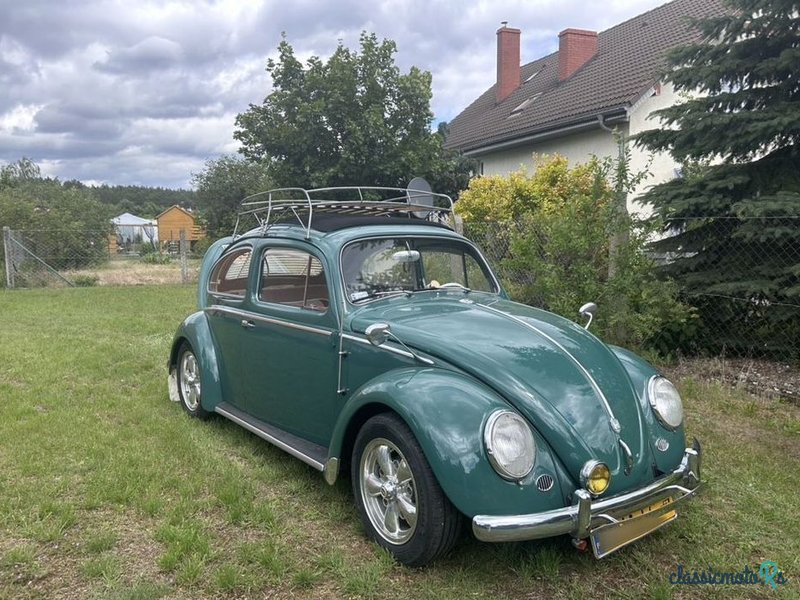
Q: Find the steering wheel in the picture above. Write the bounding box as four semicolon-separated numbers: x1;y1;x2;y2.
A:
439;282;467;289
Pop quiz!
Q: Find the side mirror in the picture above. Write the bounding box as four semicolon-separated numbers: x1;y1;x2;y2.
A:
578;302;597;330
365;323;391;346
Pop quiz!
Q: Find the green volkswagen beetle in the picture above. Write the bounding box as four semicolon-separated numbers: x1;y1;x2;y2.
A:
167;186;702;566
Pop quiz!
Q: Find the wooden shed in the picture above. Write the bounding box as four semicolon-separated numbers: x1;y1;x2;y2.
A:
156;205;205;246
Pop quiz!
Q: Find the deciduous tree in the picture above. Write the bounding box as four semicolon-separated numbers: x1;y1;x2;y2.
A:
191;155;272;238
234;33;472;198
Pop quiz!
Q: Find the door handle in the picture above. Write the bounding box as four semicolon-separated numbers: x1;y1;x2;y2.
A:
241;319;255;330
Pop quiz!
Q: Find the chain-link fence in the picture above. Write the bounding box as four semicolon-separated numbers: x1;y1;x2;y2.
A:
463;217;800;360
4;218;800;359
2;227;201;288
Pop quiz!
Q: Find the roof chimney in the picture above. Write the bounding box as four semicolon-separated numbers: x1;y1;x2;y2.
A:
558;28;598;81
496;23;521;103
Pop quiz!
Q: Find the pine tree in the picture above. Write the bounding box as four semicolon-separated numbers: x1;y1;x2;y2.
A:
636;0;800;356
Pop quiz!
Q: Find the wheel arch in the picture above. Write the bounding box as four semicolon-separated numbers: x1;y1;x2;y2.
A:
328;367;565;518
168;311;224;412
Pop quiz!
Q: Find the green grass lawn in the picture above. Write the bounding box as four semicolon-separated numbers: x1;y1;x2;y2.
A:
0;286;798;599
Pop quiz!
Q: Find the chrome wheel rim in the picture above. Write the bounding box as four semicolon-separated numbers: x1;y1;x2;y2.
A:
360;438;418;545
179;351;201;411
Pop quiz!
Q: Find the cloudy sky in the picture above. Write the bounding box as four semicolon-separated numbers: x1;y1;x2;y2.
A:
1;0;669;189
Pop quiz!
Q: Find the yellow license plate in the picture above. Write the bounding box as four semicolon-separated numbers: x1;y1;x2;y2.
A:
619;496;674;521
590;497;677;558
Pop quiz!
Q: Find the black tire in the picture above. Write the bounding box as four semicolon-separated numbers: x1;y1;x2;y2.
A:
351;413;461;566
176;343;210;420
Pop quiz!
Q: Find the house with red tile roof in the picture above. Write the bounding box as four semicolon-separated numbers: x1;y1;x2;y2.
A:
445;0;726;213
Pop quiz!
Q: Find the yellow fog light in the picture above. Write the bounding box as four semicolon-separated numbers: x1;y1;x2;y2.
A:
581;460;611;496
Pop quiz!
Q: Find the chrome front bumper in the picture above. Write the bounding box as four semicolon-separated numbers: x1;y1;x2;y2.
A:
473;439;702;544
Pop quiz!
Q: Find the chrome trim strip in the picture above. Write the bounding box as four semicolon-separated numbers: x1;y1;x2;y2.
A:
341;333;435;365
206;305;333;337
619;439;634;475
472;439;702;544
476;303;622;434
215;405;326;471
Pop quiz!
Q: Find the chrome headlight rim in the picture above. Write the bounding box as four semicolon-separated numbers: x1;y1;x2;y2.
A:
580;459;611;497
484;409;536;481
647;375;684;431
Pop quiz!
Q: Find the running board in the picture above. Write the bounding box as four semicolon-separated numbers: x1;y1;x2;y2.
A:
214;403;328;472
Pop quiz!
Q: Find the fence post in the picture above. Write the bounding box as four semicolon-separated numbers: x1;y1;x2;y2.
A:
3;226;14;289
180;229;189;284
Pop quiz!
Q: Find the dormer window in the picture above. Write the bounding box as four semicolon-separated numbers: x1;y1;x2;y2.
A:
510;93;542;116
524;64;546;83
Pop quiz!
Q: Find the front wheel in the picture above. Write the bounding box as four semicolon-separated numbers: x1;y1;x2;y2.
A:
177;343;210;420
351;413;461;566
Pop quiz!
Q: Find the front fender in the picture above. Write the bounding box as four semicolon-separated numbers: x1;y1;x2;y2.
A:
168;311;223;412
329;368;566;518
609;345;687;474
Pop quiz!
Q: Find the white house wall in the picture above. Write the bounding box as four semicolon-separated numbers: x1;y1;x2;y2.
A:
627;81;683;216
475;81;683;216
479;127;623;179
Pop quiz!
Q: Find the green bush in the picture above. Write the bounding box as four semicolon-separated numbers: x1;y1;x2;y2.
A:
140;252;171;265
139;242;158;256
0;161;113;271
73;274;99;287
457;155;694;350
191;237;213;258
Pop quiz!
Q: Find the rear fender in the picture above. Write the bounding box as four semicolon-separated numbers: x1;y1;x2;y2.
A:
328;368;565;517
168;311;223;412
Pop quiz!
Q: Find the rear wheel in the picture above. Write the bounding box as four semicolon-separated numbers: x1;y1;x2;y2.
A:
351;413;461;566
177;343;210;420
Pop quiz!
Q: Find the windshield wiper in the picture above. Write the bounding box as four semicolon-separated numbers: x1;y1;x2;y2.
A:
354;290;411;303
412;283;471;294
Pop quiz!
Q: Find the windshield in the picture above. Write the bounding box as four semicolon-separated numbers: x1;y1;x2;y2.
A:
342;237;499;303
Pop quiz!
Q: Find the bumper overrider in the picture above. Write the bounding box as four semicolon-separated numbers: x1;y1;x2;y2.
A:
473;439;702;556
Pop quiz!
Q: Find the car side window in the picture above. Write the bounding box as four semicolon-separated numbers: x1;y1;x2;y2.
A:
259;248;329;312
208;247;252;298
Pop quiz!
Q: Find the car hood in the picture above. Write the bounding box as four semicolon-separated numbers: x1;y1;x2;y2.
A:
349;292;653;492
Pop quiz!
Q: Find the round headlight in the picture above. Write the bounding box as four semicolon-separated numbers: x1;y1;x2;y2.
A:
484;410;536;481
580;460;611;496
648;376;684;430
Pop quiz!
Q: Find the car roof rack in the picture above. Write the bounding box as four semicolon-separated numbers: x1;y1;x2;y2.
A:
231;186;454;240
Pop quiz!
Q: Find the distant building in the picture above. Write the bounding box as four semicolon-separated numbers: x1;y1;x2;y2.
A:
111;212;158;254
156;205;206;248
445;0;725;213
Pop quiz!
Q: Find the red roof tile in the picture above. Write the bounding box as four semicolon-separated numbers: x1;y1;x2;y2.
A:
445;0;727;153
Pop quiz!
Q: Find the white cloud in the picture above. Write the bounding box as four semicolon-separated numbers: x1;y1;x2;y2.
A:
0;104;43;133
0;0;672;187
